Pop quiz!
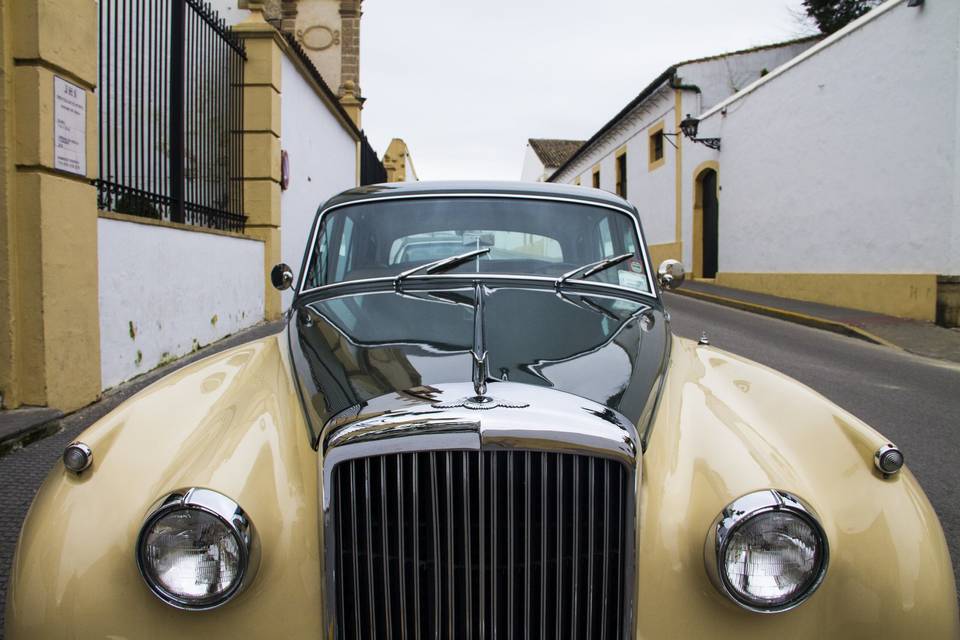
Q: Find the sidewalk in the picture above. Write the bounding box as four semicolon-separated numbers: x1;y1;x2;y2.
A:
0;320;285;456
671;280;960;364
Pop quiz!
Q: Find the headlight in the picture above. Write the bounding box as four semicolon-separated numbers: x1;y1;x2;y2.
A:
704;490;828;613
136;488;260;610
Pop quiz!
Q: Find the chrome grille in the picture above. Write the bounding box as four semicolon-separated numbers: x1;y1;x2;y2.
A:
331;450;630;639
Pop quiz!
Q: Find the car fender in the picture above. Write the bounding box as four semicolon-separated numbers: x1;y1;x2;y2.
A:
5;332;326;638
635;337;959;638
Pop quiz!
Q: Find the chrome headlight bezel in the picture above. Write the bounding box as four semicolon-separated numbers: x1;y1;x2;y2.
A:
135;488;260;611
704;489;829;613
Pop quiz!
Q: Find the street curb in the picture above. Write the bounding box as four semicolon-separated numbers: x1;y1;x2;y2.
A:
0;415;64;457
669;287;903;351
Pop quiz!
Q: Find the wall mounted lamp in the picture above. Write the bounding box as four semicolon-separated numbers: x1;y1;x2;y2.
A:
679;115;721;151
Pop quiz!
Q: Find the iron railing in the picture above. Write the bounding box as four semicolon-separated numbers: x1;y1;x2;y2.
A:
96;0;246;232
360;131;387;185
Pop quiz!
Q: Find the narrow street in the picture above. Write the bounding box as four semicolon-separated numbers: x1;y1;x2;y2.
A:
664;292;960;593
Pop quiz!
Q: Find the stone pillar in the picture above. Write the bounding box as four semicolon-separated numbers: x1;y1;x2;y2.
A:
338;0;363;127
279;0;299;35
0;0;101;411
234;10;283;321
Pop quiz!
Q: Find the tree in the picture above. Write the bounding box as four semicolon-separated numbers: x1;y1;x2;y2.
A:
802;0;885;34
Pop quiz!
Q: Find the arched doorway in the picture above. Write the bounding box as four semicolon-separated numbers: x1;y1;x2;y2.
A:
693;163;719;279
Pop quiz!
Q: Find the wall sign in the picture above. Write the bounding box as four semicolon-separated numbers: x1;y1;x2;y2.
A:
53;76;86;176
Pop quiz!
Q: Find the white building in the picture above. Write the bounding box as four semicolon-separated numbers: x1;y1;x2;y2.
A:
521;139;585;182
548;37;817;269
551;0;960;326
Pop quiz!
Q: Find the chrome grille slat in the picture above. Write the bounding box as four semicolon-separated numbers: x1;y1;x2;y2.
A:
412;454;421;638
555;453;564;640
571;455;580;639
523;451;531;640
445;451;455;639
363;458;377;639
587;458;596;629
397;455;408;639
507;452;515;637
429;452;441;639
600;459;610;640
332;450;630;639
463;451;473;640
540;454;547;638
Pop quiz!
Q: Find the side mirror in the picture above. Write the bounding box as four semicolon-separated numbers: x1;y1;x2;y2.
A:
657;259;685;290
271;263;295;291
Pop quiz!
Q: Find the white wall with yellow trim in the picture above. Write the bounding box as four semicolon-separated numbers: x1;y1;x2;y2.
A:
686;0;959;321
550;42;807;264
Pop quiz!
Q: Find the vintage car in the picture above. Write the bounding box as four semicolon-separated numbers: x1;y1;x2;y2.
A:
6;181;958;638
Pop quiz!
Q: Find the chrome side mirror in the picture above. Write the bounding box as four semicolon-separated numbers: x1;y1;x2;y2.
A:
657;259;685;290
270;263;295;291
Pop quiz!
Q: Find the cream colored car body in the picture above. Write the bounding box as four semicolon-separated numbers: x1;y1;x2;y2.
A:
5;331;958;638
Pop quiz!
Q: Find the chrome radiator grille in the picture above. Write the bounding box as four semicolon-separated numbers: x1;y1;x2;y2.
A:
331;450;631;639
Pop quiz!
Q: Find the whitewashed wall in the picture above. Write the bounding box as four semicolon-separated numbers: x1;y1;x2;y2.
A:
697;0;960;275
677;40;817;116
552;40;815;252
520;145;547;182
98;217;264;389
279;53;358;308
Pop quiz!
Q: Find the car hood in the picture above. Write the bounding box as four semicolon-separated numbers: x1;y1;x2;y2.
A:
289;285;669;430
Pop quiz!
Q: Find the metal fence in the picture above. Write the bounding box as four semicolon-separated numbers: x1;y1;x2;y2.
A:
97;0;247;232
360;132;387;185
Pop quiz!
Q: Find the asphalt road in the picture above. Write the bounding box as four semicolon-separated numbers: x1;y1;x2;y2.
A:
0;301;957;634
663;292;960;597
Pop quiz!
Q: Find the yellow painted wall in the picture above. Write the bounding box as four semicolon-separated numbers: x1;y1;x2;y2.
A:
0;0;102;410
715;272;938;322
647;241;682;270
236;14;285;321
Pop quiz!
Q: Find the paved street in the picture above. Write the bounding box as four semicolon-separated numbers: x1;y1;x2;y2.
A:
1;299;958;634
664;292;960;596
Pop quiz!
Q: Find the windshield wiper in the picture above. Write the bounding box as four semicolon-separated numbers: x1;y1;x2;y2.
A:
394;247;491;291
555;252;634;291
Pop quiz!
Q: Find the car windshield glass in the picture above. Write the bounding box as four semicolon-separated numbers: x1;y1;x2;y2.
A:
302;197;650;293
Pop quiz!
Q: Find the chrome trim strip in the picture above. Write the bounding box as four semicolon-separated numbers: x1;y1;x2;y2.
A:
703;489;829;614
295;192;659;303
135;488;260;611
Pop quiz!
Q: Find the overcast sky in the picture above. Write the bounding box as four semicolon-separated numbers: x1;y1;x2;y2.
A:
360;0;816;181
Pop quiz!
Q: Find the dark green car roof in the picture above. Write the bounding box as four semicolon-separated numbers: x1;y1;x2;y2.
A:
322;180;637;213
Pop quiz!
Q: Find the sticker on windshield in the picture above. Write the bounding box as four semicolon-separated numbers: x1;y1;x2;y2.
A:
618;269;649;292
629;260;645;274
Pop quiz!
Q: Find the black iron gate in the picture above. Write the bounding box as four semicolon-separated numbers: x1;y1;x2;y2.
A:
97;0;247;232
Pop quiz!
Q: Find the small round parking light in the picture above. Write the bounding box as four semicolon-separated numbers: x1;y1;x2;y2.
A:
874;444;904;475
63;442;93;473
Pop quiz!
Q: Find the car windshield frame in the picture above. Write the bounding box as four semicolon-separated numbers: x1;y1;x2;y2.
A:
295;192;660;302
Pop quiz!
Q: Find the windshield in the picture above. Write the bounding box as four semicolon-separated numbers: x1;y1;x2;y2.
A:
301;197;651;294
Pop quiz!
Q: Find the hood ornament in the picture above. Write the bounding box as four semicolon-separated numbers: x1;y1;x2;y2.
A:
432;283;528;411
